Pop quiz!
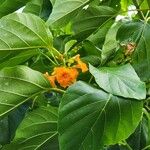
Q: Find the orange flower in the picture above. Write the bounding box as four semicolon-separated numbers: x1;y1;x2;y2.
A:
44;55;88;88
53;67;79;88
44;72;56;87
74;55;88;72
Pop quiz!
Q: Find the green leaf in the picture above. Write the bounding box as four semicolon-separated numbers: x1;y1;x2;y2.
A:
83;40;101;56
3;106;59;150
88;19;114;49
0;66;50;118
72;6;117;41
100;0;121;10
127;116;150;150
0;50;38;69
120;0;132;11
0;104;28;145
0;117;9;144
0;0;31;18
46;0;91;28
0;13;52;60
117;21;150;82
89;64;146;99
82;55;101;66
58;81;143;150
8;104;29;141
49;0;56;6
79;40;101;66
101;22;122;64
23;0;52;21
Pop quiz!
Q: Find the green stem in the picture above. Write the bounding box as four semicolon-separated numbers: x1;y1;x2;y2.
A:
142;145;150;150
39;51;57;65
50;88;65;94
48;46;63;65
132;0;145;20
49;50;59;65
51;47;62;59
146;98;150;102
124;140;133;150
145;10;150;19
31;96;38;109
142;108;150;120
145;105;150;111
88;76;93;84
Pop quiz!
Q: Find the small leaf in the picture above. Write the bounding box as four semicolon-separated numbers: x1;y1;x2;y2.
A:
58;81;143;150
89;64;146;99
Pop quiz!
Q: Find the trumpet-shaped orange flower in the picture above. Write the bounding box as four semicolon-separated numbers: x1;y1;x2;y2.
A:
74;55;88;72
44;67;79;88
44;55;88;88
53;67;79;88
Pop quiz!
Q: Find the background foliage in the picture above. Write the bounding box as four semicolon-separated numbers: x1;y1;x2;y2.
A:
0;0;150;150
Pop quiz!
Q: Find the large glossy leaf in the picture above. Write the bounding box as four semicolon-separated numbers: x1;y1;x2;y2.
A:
3;106;59;150
0;13;52;60
117;21;150;82
46;0;91;27
0;0;31;18
0;66;50;118
58;81;143;150
89;64;146;99
72;6;117;41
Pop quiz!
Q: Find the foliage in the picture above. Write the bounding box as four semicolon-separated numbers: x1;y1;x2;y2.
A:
0;0;150;150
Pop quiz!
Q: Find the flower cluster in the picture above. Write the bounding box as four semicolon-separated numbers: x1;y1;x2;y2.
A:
44;55;88;88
